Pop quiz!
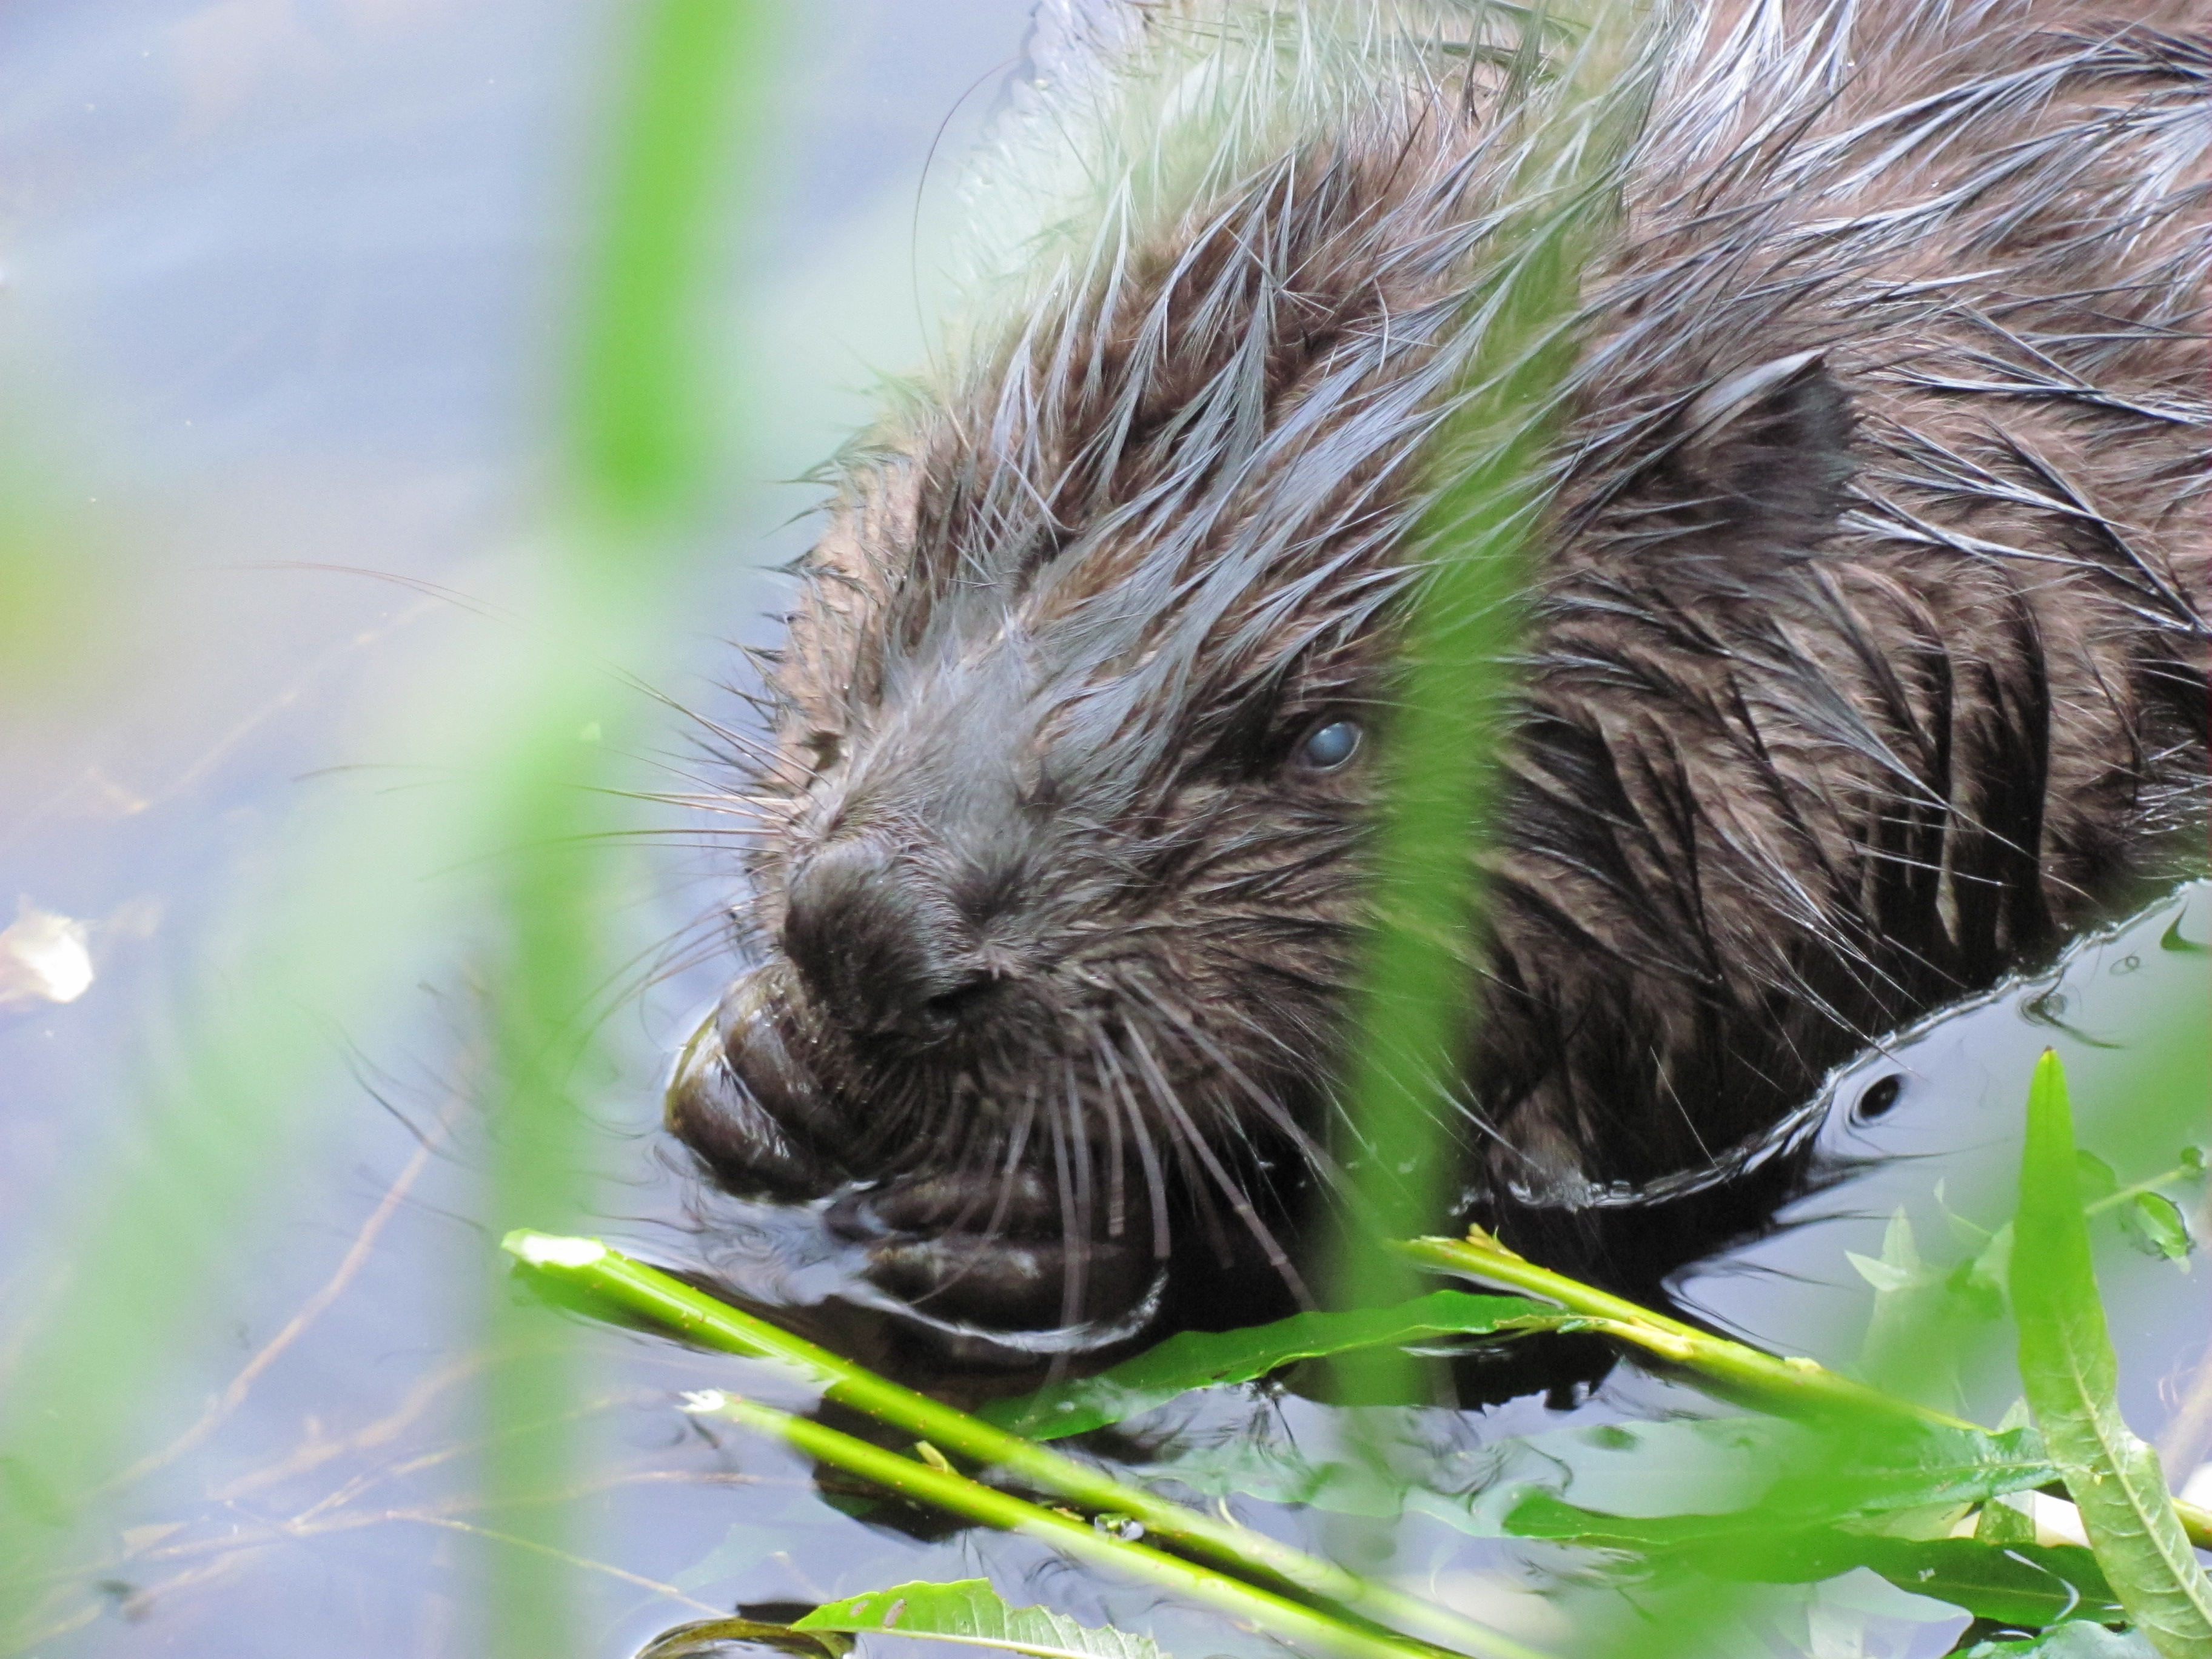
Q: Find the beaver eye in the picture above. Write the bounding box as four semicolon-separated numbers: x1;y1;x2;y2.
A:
1292;719;1361;773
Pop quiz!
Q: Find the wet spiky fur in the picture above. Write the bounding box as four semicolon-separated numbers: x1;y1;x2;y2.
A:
673;0;2210;1340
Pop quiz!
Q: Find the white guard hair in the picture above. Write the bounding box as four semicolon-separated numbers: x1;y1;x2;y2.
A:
954;0;1604;329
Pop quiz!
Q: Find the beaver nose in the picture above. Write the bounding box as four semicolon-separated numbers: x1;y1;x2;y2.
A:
782;836;995;1041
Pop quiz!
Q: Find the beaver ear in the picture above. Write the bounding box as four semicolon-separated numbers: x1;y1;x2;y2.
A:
1677;350;1854;543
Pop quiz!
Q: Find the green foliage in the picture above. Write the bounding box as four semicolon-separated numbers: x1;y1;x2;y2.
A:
793;1579;1168;1659
1322;0;1653;1395
2010;1051;2212;1658
506;1235;1552;1659
1965;1626;2163;1658
1505;1492;2124;1627
980;1292;1572;1439
2117;1191;2193;1262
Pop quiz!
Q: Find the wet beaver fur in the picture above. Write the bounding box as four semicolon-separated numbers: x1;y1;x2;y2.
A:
668;0;2210;1364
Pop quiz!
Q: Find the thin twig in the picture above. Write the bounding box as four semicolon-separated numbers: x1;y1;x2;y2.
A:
101;1090;464;1495
401;1515;727;1618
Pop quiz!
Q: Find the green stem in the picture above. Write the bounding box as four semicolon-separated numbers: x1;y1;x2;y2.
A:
2085;1165;2197;1219
2180;1501;2212;1556
695;1390;1503;1659
1395;1232;1976;1432
502;1232;1547;1659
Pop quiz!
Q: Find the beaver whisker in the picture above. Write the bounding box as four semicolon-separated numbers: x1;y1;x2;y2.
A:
1146;996;1335;1176
623;800;776;826
1087;1019;1177;1265
625;784;779;819
638;693;791;783
1122;1019;1313;1302
1090;1046;1131;1244
981;1085;1042;1236
1048;1081;1089;1329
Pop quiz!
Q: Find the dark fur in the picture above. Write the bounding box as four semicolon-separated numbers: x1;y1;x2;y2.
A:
669;0;2210;1352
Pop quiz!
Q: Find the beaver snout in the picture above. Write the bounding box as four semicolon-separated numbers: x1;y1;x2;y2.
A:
669;947;1182;1350
782;834;1024;1046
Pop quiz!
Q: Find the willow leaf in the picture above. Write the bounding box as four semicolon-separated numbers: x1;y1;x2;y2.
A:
980;1291;1566;1439
2011;1049;2212;1659
794;1579;1167;1659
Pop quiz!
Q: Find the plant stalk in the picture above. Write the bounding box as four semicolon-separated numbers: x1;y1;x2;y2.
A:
1396;1230;1977;1432
503;1232;1545;1659
692;1389;1535;1659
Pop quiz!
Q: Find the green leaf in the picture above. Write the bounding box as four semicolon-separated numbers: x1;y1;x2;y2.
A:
1856;1207;1976;1400
2115;1191;2192;1263
2011;1049;2212;1658
979;1291;1567;1439
1976;1493;2040;1546
1848;1250;1916;1293
1501;1491;2125;1627
2159;915;2207;954
1795;1422;2063;1521
1947;1244;2012;1322
793;1579;1168;1659
1570;1418;2060;1525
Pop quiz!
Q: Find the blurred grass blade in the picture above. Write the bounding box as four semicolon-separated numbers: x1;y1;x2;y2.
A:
2011;1048;2212;1658
570;0;779;530
1323;0;1652;1416
484;6;779;1654
982;1291;1571;1438
793;1578;1168;1659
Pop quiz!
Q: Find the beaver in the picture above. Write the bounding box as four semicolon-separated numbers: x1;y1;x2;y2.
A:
667;0;2210;1362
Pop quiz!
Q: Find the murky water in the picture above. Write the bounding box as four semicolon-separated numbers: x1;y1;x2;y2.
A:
2;8;2204;1659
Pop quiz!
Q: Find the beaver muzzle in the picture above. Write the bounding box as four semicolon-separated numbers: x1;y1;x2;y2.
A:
667;968;1172;1356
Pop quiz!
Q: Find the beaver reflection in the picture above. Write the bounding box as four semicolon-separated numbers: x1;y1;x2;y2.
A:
666;0;2209;1374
